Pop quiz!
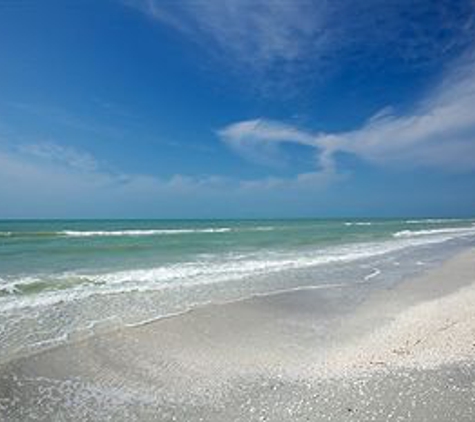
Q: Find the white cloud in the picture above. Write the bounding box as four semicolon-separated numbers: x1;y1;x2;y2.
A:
126;0;475;75
218;118;341;188
1;81;474;218
18;142;99;172
2;53;475;218
129;0;325;67
0;143;216;218
6;102;122;138
218;119;315;168
0;139;337;218
219;55;475;174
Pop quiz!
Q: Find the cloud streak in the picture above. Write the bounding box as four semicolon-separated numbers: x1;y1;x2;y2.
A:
8;48;472;218
219;54;475;175
129;0;324;67
127;0;475;75
18;143;100;172
0;139;338;219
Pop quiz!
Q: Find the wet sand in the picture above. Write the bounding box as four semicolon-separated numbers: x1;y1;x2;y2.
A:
1;249;475;421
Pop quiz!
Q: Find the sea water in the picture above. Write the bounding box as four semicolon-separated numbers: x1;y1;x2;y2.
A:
1;218;475;362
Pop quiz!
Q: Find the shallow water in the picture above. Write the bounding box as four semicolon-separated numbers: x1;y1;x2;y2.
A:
1;218;475;361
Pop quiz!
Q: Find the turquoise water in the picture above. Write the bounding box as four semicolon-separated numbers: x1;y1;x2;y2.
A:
1;218;475;361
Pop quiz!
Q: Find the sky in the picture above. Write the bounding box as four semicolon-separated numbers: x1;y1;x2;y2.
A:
1;0;475;218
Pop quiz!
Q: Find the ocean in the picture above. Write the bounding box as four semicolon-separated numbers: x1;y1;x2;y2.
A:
1;218;475;362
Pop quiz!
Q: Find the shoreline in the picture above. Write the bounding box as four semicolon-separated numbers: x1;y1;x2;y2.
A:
2;227;474;367
1;248;475;420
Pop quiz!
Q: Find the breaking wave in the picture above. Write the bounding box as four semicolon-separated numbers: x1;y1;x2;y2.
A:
393;226;475;238
0;227;281;238
60;228;232;237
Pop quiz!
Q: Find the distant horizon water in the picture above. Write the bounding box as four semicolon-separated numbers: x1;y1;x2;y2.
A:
1;216;474;221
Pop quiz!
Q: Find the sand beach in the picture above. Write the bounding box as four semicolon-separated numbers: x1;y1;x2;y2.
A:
1;249;475;421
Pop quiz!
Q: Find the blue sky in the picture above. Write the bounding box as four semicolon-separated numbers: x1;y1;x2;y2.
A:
1;0;475;218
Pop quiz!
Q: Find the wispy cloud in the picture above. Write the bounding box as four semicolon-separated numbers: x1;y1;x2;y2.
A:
218;119;315;168
3;48;475;217
0;141;226;218
0;137;340;218
218;119;340;188
219;54;475;174
127;0;475;76
18;143;99;172
128;0;324;67
5;101;125;139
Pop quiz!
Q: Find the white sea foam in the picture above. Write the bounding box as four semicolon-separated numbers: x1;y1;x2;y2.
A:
364;267;381;281
393;226;475;238
344;222;373;226
3;224;474;312
60;228;232;237
1;284;20;295
2;224;475;364
1;226;279;239
253;226;276;231
60;227;279;237
0;281;20;294
405;218;468;224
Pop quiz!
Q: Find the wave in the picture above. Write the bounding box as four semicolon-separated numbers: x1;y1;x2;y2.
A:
0;226;280;239
3;223;475;309
60;228;233;237
405;218;469;224
0;228;232;238
393;226;475;238
344;222;373;226
2;223;475;365
252;226;276;231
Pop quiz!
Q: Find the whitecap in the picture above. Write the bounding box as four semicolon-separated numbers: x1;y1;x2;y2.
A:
60;228;232;237
393;227;475;238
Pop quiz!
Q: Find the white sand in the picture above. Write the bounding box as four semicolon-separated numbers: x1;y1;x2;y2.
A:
1;249;475;421
313;249;475;377
331;269;475;375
